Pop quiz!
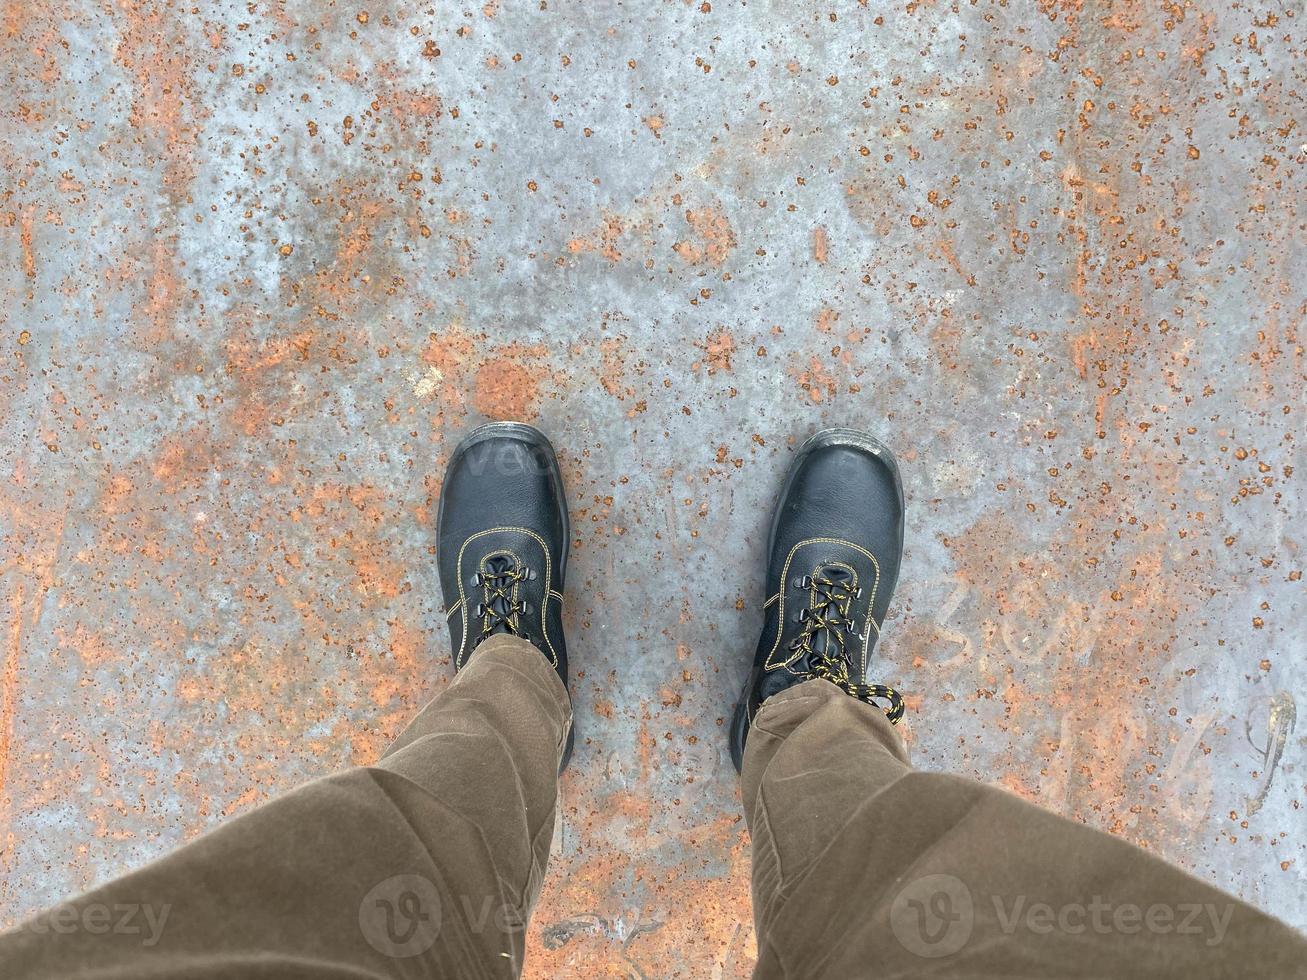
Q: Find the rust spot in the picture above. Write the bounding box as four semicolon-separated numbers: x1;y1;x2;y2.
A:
598;337;634;399
19;209;35;279
673;207;737;266
697;328;736;375
473;358;542;420
812;226;829;264
791;356;837;403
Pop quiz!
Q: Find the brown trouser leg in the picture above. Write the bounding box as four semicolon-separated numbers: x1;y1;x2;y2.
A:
742;678;1307;979
6;646;1303;979
0;635;570;980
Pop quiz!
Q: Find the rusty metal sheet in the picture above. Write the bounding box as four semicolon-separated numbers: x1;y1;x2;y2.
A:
1;0;1302;975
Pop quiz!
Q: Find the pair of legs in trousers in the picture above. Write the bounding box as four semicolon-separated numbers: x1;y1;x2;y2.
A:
2;424;1303;978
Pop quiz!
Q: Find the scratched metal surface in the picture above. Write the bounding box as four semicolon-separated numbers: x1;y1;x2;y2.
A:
1;0;1304;974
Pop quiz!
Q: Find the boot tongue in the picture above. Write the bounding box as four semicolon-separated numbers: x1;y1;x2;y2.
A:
821;565;853;586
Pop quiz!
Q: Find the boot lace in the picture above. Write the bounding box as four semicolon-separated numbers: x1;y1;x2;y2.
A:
472;555;535;644
787;570;905;724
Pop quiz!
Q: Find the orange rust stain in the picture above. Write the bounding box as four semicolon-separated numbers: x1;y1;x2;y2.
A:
1070;329;1097;379
673;207;737;266
420;327;564;421
141;239;182;343
58;625;114;668
698;328;736;375
526;816;753;977
598;337;634;399
216;320;321;436
333;198;383;272
596;213;624;261
525;711;754;976
567;212;624;262
3;0;27;39
4;4;64;82
422;323;478;375
929;311;961;370
366;622;426;717
19;210;35;279
0;586;26;821
352;551;408;603
281;185;405;314
113;0;202;192
224;324;315;375
791;357;836;403
386;88;443;121
815;307;838;334
938;450;1217;847
934;236;972;284
812;226;829;264
221;786;264;819
473;357;542;420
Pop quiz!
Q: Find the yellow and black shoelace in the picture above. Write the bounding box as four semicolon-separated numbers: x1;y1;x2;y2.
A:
788;571;906;724
472;556;534;642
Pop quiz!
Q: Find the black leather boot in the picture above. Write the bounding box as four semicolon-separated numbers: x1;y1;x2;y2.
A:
729;428;906;772
436;421;574;770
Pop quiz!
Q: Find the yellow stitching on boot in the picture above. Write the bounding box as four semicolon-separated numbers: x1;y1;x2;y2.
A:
455;527;558;668
764;537;880;671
